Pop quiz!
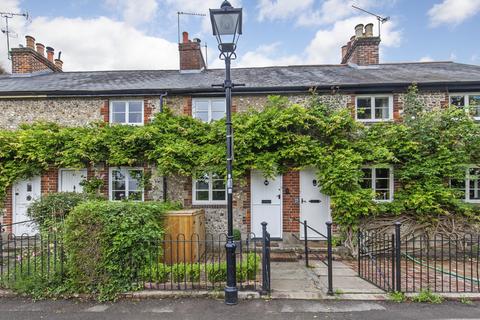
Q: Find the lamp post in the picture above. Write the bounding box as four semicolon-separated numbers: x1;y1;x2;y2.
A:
210;0;243;306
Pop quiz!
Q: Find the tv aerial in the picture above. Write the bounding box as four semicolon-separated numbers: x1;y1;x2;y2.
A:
1;11;30;60
177;11;208;67
352;5;390;37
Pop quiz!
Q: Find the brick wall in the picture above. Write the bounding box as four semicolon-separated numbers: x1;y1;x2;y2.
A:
11;47;62;74
342;37;381;66
101;100;109;123
41;168;58;195
282;170;300;233
179;32;205;71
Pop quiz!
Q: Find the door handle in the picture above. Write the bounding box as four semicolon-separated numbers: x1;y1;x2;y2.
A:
301;198;306;204
277;194;281;199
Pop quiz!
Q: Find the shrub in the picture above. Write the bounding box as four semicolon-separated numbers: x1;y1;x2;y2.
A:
207;262;227;284
64;200;179;300
28;192;102;233
140;263;171;283
388;291;407;303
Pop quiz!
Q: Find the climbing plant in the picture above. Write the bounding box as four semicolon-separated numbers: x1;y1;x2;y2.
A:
0;86;479;227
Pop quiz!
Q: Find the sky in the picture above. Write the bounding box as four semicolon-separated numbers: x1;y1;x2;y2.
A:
0;0;479;72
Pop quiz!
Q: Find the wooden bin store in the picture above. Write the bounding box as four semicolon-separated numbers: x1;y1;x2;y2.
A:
163;209;206;264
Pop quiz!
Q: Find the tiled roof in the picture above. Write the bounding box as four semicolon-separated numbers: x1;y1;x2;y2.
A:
0;62;480;96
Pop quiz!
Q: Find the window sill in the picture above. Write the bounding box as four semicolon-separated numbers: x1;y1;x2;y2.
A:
356;119;394;123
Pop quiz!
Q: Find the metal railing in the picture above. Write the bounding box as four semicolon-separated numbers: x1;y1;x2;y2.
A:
295;220;334;295
358;223;480;293
0;220;272;295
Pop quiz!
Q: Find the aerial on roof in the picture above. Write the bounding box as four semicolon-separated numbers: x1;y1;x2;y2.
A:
1;62;480;96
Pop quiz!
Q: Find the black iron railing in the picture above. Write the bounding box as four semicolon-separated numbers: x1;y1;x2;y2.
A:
295;220;334;295
0;220;272;294
358;223;480;293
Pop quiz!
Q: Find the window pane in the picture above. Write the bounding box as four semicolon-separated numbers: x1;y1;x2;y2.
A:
212;179;225;190
196;191;209;201
112;102;126;113
112;170;125;181
360;169;372;189
212;111;225;121
469;95;480;117
129;112;143;124
450;96;465;107
212;191;226;201
375;190;389;201
374;97;390;120
129;101;143;113
195;111;209;122
196;179;209;190
211;100;226;112
195;101;209;112
375;179;389;190
112;112;126;123
375;168;389;179
357;98;371;119
113;191;126;200
113;181;126;191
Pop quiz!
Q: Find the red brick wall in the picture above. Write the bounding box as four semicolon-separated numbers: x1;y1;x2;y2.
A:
3;187;13;233
179;42;206;71
41;168;58;195
183;97;193;116
282;170;300;233
243;172;251;232
11;48;62;74
393;94;402;122
341;37;380;66
101;100;109;123
144;99;153;124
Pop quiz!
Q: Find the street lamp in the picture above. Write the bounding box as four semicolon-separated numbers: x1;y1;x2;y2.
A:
210;0;243;306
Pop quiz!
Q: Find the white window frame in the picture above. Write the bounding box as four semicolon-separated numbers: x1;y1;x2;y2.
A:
449;93;480;121
361;166;394;202
192;98;226;123
355;95;394;122
452;167;480;204
109;167;145;202
192;173;227;205
58;168;88;193
109;100;144;125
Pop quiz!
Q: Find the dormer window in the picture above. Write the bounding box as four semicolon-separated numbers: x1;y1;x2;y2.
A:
356;95;393;122
110;100;144;125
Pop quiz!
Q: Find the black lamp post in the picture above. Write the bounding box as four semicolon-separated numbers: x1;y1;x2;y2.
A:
210;0;242;306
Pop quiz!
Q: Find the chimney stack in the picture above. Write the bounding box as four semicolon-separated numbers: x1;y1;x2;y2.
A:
341;23;381;66
10;36;63;74
179;31;206;72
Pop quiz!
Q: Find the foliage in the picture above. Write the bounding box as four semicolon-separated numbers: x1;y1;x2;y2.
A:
388;291;407;303
0;88;479;227
64;201;179;300
28;192;103;233
233;228;242;241
411;289;444;304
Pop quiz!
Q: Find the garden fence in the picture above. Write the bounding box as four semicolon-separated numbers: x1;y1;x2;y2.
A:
358;223;480;293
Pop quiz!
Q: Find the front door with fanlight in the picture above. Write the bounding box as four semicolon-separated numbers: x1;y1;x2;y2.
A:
13;177;41;235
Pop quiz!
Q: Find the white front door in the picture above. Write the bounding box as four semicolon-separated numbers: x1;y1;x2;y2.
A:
59;169;87;193
13;176;41;235
251;171;282;239
300;169;331;240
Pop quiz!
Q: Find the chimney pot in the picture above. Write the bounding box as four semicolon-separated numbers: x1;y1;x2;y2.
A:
365;23;374;37
46;47;54;62
25;35;35;49
355;24;364;38
36;43;45;56
182;31;189;44
193;38;201;43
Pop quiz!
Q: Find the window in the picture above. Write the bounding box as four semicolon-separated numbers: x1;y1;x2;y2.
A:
356;95;393;122
450;167;480;203
450;94;480;120
192;98;226;123
361;167;394;202
109;167;144;201
193;173;226;204
110;100;144;125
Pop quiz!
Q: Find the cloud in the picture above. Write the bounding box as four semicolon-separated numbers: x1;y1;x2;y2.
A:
305;16;402;64
428;0;480;27
419;56;434;62
23;16;178;71
257;0;314;22
105;0;159;26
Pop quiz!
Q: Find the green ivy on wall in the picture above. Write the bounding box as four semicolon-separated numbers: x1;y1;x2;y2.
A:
0;86;479;227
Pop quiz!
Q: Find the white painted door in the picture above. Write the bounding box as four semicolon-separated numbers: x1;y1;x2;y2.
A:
300;169;331;240
251;171;282;239
59;169;87;193
13;176;41;235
